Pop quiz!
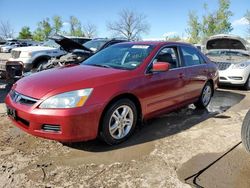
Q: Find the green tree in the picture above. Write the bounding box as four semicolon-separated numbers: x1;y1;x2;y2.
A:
33;18;52;41
186;11;201;44
18;26;32;39
52;15;63;34
202;0;233;38
186;0;233;42
32;28;44;41
69;16;84;36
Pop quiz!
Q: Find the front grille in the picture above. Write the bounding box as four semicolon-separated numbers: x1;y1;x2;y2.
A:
10;90;38;106
11;50;21;59
213;62;231;70
42;124;61;132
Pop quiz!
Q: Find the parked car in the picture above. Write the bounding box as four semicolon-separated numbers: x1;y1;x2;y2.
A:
7;36;91;72
5;41;218;145
0;42;21;53
1;36;91;79
37;37;128;71
205;34;250;90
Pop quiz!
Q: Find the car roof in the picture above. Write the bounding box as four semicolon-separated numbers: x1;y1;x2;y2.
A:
118;41;192;47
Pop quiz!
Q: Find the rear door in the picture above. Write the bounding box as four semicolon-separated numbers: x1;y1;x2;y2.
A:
180;45;209;100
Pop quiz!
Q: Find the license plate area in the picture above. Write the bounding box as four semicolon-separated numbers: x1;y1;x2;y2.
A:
7;106;17;120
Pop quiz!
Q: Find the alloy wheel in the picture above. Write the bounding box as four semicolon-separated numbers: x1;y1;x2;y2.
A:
109;105;134;140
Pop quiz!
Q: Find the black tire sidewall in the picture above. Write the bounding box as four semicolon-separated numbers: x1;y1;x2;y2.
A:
100;99;137;145
196;82;213;108
241;110;250;152
244;75;250;90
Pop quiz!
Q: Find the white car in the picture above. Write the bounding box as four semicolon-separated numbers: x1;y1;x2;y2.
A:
0;42;20;53
8;36;91;72
205;34;250;90
8;40;66;72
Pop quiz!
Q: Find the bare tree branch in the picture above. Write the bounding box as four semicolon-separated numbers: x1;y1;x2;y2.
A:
107;9;150;40
0;21;14;39
83;23;97;38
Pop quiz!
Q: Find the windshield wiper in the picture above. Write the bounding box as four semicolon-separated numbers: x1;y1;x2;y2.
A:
90;64;113;68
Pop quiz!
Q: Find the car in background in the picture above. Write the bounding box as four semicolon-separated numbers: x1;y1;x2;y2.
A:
1;36;91;79
35;37;128;72
5;41;218;145
205;34;250;90
0;42;21;53
7;36;91;72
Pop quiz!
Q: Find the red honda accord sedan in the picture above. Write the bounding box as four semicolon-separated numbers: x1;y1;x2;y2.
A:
5;42;218;145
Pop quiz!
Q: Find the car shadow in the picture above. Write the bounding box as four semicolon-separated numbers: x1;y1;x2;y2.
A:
218;84;246;91
66;89;245;152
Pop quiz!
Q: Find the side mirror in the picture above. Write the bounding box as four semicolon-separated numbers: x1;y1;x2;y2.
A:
152;62;170;72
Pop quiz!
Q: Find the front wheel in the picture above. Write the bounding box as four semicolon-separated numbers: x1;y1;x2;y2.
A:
100;99;137;145
195;82;213;108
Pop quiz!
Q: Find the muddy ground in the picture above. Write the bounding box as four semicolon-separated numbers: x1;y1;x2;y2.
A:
1;78;250;187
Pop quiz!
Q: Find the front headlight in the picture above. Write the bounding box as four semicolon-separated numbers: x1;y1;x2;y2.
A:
232;62;250;69
39;88;93;109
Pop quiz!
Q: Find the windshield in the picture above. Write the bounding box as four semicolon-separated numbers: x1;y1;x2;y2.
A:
206;50;250;57
83;40;108;52
42;40;60;48
83;43;155;70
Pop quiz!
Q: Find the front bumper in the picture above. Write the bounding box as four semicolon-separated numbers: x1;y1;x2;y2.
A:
5;94;104;142
218;68;250;86
1;48;10;53
9;57;33;71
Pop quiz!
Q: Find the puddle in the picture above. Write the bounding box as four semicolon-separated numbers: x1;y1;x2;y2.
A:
49;142;154;166
177;145;250;188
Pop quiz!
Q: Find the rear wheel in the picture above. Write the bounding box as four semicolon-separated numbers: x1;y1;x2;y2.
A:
241;110;250;153
195;82;213;108
100;99;137;145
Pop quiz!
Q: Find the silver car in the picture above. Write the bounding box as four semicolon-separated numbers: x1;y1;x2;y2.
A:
205;34;250;90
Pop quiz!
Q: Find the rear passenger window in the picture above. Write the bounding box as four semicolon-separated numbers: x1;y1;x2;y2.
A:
181;46;205;66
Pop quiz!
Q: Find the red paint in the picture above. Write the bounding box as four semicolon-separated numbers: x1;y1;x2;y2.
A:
5;42;218;142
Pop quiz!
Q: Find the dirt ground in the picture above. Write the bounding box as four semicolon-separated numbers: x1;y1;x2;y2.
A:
1;77;250;187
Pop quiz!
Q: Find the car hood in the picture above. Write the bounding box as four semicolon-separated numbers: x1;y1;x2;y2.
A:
49;35;93;53
13;46;57;52
205;34;248;50
13;65;127;99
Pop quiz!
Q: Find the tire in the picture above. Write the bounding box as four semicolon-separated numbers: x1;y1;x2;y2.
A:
244;75;250;90
195;82;213;109
241;110;250;153
31;59;49;73
100;99;137;145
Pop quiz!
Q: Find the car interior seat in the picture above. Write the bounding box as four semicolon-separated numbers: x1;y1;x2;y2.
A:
157;53;176;69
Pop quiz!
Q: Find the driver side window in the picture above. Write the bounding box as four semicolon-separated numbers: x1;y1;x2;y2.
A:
154;47;179;69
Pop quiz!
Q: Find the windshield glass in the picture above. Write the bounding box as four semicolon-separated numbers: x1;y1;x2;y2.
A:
83;43;155;70
83;40;108;52
206;50;250;57
42;40;60;48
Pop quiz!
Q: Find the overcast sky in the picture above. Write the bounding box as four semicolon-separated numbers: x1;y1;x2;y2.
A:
0;0;249;39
